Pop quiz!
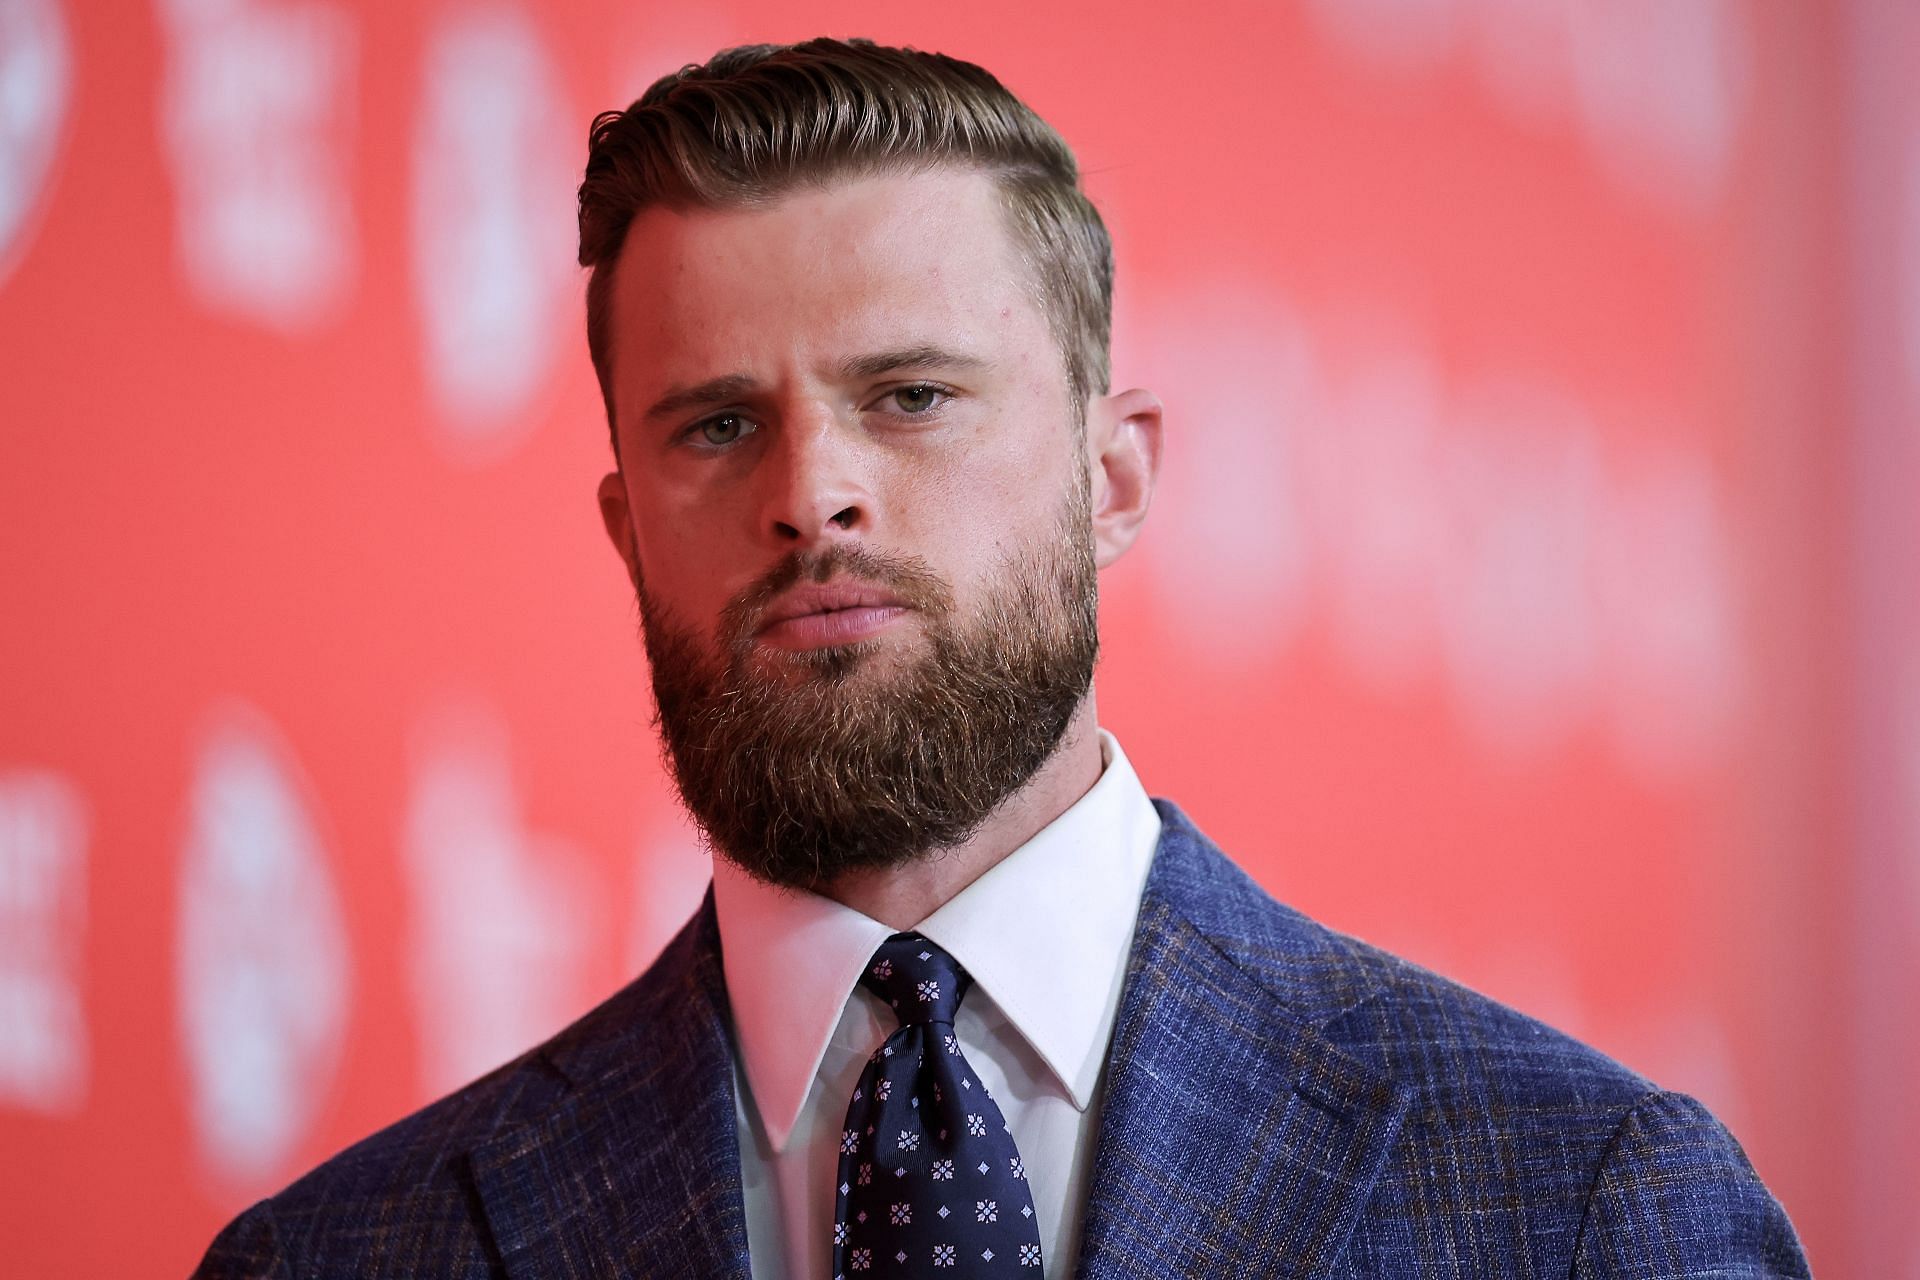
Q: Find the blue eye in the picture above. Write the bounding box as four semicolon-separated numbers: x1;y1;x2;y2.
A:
698;414;748;446
889;384;947;414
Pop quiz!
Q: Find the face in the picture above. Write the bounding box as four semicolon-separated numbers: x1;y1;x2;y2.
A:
595;167;1158;887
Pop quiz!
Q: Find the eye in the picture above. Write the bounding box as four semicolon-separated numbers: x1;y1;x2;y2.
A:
886;383;949;415
694;413;751;447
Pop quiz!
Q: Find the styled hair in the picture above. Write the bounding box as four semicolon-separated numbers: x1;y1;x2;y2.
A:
576;38;1113;451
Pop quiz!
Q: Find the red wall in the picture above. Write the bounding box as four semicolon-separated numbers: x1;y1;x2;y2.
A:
1;1;1911;1274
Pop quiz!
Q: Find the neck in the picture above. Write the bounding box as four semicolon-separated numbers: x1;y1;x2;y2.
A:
820;695;1105;930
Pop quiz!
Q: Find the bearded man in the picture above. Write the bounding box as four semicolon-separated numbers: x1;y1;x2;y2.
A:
195;38;1809;1280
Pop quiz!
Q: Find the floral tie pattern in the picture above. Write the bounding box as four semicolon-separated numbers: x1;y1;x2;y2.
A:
832;934;1044;1277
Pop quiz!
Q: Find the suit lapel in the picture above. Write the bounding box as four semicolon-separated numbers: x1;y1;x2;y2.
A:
459;808;1406;1280
1073;807;1413;1279
468;897;753;1280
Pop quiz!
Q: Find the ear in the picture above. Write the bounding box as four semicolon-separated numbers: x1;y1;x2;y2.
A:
596;470;643;592
1084;387;1163;569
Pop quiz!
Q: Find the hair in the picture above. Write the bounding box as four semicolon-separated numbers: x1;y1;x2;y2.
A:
576;38;1114;453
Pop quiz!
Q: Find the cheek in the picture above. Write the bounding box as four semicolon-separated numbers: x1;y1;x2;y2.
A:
904;449;1074;597
627;504;734;617
921;377;1077;519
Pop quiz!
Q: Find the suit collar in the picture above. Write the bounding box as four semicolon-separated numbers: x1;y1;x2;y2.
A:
468;894;752;1280
461;803;1408;1280
714;730;1162;1151
1072;801;1413;1279
918;731;1162;1114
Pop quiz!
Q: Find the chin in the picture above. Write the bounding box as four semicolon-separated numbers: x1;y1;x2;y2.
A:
748;633;931;686
748;637;887;684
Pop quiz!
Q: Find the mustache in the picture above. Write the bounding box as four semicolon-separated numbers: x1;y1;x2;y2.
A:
718;543;955;650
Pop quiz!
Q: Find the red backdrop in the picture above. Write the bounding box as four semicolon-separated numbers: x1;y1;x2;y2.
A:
1;1;1914;1274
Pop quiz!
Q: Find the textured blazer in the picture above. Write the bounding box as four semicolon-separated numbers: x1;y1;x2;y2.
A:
194;802;1811;1278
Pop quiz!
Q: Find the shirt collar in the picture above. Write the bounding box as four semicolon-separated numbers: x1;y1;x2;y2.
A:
712;731;1161;1152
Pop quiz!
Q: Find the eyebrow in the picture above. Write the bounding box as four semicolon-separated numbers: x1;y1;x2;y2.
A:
640;347;989;424
642;373;759;424
836;345;989;380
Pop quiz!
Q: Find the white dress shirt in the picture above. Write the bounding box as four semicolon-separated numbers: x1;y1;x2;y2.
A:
712;731;1162;1280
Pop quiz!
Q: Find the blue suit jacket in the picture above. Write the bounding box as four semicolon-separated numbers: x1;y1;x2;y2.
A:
195;802;1810;1277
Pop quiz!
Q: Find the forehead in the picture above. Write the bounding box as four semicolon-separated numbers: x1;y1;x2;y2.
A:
605;168;1050;405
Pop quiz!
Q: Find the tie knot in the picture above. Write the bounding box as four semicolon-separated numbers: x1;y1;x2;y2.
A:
859;933;970;1027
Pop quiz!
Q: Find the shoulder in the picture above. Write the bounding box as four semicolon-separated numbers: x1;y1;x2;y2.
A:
1145;798;1669;1100
1142;798;1654;1107
1570;1089;1811;1274
1138;800;1809;1273
191;900;723;1278
191;1040;567;1278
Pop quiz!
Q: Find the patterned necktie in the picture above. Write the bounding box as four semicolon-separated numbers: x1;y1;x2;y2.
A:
832;932;1044;1276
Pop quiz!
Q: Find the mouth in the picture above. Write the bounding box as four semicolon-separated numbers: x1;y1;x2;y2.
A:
753;580;911;651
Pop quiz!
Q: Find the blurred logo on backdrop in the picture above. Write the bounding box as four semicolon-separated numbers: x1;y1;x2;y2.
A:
409;7;576;463
177;704;351;1187
1305;0;1749;215
1135;285;1319;667
155;0;359;330
0;0;70;288
0;769;87;1113
403;697;601;1096
1132;286;1740;777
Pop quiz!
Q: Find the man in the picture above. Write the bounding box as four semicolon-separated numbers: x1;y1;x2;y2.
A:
196;38;1809;1279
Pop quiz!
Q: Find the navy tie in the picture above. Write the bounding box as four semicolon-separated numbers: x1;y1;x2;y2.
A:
832;933;1044;1276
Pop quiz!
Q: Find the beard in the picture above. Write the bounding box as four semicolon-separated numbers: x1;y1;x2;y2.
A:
633;481;1099;893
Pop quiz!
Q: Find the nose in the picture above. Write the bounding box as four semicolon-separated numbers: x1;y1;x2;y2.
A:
759;415;871;548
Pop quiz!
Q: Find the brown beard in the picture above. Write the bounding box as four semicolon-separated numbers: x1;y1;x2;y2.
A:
634;486;1099;892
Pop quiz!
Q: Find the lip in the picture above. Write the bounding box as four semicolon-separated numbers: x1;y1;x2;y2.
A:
754;581;910;650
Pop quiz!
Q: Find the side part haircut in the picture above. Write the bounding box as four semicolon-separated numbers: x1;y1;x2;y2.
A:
576;37;1115;452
